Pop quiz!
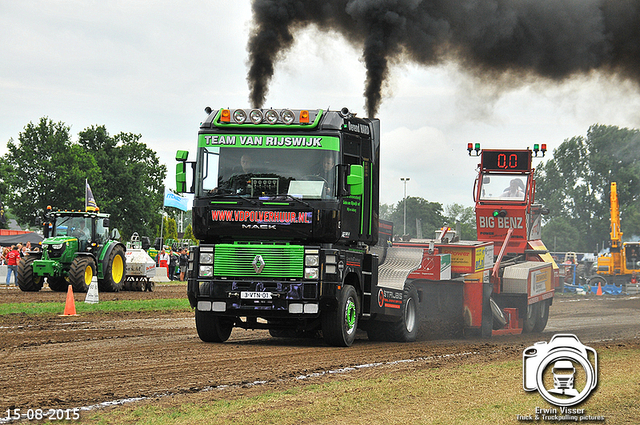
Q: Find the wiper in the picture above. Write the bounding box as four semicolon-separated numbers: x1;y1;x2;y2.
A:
274;194;312;209
208;189;257;205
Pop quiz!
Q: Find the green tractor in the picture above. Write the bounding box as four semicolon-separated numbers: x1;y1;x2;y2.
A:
18;209;126;293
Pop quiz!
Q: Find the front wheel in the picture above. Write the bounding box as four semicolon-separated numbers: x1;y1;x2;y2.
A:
195;310;234;342
322;284;359;347
68;257;95;293
17;257;43;292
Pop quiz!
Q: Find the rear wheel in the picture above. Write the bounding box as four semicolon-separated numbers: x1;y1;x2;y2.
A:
47;276;68;292
17;257;43;292
99;245;125;292
322;284;359;347
195;310;234;342
68;257;95;293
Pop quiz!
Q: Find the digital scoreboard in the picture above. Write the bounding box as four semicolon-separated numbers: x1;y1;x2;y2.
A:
481;150;531;172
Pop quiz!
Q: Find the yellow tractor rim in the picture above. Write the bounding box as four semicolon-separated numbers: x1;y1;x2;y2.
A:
112;254;124;283
84;265;93;285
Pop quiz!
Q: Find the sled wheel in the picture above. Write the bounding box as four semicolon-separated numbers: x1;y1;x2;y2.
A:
322;284;359;347
522;302;539;333
17;256;43;292
533;300;550;332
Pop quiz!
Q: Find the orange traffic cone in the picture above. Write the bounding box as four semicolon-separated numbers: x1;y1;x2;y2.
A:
596;282;603;296
61;285;78;316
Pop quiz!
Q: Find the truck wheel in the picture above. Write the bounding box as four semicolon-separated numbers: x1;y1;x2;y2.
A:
47;276;68;292
522;303;539;333
17;257;43;292
98;245;125;292
195;310;233;342
68;257;95;293
322;284;359;347
390;284;419;342
533;300;550;332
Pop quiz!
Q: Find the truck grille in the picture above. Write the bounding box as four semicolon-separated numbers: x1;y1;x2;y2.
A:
214;244;304;278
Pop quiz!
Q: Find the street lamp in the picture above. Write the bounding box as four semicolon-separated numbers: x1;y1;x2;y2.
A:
400;177;410;235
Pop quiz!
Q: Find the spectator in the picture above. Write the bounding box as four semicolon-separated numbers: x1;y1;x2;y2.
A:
157;249;170;278
179;249;189;281
169;248;178;281
5;245;20;286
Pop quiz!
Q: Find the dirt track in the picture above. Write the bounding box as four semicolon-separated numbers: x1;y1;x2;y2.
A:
1;284;639;417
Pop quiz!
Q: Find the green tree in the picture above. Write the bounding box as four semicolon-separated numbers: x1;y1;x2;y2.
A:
77;125;166;239
444;203;476;240
388;196;446;239
537;124;640;252
183;223;198;244
162;216;178;241
3;117;100;226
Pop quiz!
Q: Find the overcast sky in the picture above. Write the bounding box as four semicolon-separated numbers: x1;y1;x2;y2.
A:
2;1;640;212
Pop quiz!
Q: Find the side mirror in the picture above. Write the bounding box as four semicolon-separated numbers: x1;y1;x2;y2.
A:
110;228;121;240
176;150;189;193
347;164;364;196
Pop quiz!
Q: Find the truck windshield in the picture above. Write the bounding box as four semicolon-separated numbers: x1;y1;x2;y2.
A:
479;174;527;201
200;147;339;200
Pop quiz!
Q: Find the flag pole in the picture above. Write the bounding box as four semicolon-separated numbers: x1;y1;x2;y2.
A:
160;187;165;248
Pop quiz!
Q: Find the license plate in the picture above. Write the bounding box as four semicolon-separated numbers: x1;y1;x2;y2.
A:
241;291;273;300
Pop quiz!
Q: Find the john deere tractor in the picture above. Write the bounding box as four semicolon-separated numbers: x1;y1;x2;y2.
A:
18;209;126;293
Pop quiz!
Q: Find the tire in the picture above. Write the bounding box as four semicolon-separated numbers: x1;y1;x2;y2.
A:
195;310;234;342
68;257;95;293
533;300;550;333
522;302;539;333
146;279;154;292
99;245;125;292
47;276;68;292
322;284;359;347
17;257;43;292
389;284;419;342
587;275;607;291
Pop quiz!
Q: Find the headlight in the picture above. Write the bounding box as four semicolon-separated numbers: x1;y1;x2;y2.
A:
305;255;319;267
233;109;247;124
51;244;64;250
199;265;213;277
249;109;263;124
265;109;279;124
281;109;295;124
200;253;214;264
305;267;319;279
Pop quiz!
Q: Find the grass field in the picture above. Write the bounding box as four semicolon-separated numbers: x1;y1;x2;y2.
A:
0;298;190;316
81;342;638;425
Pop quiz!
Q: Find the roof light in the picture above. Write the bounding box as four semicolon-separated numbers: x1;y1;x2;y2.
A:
281;109;295;124
300;110;310;124
265;109;279;124
249;109;263;124
220;109;231;123
467;143;473;154
233;109;247;124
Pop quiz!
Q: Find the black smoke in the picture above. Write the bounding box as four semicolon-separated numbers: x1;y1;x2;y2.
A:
247;0;640;118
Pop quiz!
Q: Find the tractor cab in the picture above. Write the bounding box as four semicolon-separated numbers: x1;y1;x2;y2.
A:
472;146;548;256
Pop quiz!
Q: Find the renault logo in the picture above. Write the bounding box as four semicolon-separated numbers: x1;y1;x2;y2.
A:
252;255;265;274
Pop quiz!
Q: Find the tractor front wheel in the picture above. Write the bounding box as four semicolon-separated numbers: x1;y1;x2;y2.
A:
68;257;95;293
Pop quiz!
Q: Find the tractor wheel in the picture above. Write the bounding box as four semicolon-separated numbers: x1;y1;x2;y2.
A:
195;310;234;342
389;284;419;342
533;300;550;333
47;276;68;292
522;303;539;333
99;245;125;292
68;257;95;293
17;257;43;292
322;284;359;347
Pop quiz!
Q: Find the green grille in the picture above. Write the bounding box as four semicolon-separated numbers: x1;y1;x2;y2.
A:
214;244;304;278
